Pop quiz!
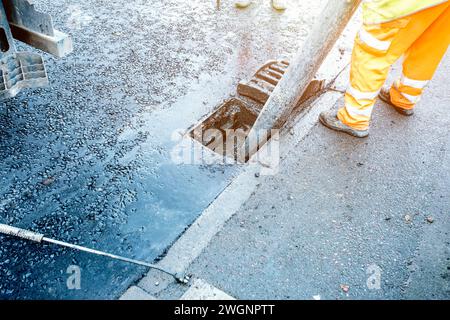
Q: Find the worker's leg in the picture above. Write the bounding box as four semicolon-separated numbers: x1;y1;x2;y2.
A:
389;5;450;110
337;2;450;130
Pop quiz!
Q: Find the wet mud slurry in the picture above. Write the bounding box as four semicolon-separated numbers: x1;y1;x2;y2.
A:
191;98;258;161
0;0;325;299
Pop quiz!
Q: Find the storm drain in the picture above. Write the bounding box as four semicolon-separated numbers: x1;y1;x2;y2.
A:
190;59;325;163
237;59;290;104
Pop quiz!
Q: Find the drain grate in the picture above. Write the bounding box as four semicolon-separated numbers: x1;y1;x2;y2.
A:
189;58;325;163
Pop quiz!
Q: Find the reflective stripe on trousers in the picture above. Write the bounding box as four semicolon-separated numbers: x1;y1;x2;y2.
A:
337;1;450;130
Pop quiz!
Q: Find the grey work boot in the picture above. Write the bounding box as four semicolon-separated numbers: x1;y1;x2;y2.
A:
235;0;252;8
379;87;414;116
319;110;369;138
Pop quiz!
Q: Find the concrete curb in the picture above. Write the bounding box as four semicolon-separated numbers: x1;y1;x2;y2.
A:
119;11;360;300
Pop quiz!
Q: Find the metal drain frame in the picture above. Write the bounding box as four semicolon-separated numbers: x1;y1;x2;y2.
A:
190;97;258;163
188;59;325;163
0;0;73;101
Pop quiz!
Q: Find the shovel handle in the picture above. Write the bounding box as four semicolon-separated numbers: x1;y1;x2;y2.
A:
0;224;44;243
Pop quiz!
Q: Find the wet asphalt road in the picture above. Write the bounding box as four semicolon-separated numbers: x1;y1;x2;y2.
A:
186;53;450;300
0;0;323;299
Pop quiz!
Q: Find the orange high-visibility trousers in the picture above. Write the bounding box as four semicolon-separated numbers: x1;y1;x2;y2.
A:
338;1;450;130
